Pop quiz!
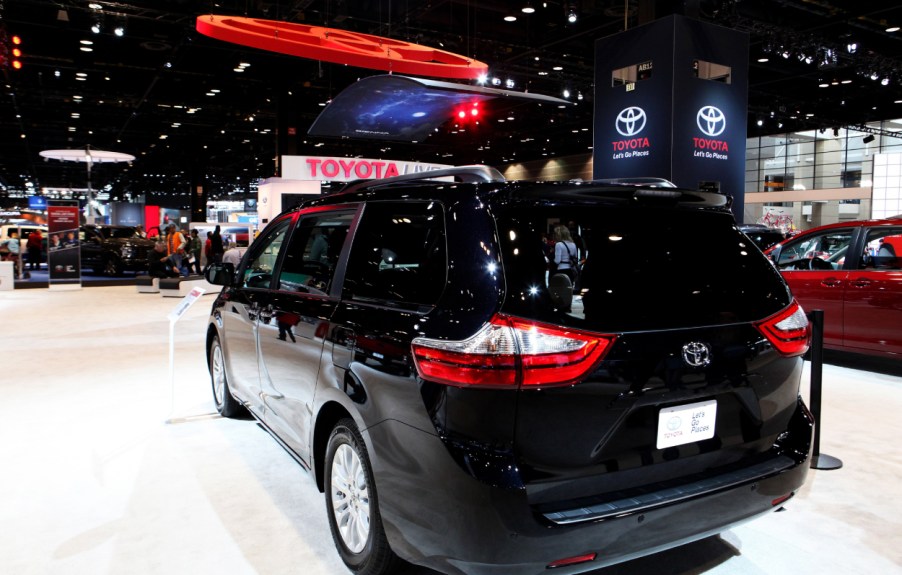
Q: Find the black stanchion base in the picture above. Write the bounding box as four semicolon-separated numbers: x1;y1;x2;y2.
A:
811;453;843;470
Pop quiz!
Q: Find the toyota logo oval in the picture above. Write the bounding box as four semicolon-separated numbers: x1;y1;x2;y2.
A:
696;106;726;137
615;106;647;137
681;342;712;368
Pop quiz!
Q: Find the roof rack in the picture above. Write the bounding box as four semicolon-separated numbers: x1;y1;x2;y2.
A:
340;164;505;194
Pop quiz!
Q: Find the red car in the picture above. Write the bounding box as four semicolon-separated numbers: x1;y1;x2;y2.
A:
764;217;902;359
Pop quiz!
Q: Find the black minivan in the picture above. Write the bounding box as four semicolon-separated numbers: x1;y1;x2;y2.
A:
203;166;814;575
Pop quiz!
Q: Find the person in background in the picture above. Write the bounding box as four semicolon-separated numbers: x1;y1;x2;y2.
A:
2;231;27;278
148;241;179;278
552;224;579;285
135;224;147;238
188;228;203;274
223;244;244;267
26;228;43;270
210;225;224;264
165;224;188;276
204;231;213;269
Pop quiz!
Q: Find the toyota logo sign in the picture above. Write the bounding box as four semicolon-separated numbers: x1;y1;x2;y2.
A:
696;106;726;137
681;342;712;367
615;107;647;137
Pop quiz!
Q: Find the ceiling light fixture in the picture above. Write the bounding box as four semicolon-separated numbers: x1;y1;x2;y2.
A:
886;26;900;33
522;3;535;13
504;15;517;22
91;20;102;34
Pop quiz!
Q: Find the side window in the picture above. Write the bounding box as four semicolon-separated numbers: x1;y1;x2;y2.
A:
861;228;902;270
240;219;291;289
276;211;354;295
343;201;446;305
775;229;854;271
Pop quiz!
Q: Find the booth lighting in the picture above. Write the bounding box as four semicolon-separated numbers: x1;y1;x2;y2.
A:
567;10;577;23
454;103;481;122
91;19;102;34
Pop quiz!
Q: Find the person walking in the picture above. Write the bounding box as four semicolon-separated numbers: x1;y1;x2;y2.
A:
188;228;203;274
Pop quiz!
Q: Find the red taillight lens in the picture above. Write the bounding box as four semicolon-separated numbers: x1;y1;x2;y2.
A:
411;314;615;389
754;300;810;357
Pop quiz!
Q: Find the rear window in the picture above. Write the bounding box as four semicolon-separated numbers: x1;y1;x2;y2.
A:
496;205;791;332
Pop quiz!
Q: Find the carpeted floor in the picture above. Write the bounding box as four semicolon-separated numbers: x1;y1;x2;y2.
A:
1;285;900;575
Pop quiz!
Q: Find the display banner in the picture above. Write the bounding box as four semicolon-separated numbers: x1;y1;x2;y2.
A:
593;15;748;220
47;200;81;288
282;155;452;182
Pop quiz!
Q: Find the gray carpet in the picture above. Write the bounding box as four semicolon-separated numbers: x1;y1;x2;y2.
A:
2;286;900;575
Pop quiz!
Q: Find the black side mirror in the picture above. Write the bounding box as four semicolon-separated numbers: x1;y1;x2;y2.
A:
205;262;235;286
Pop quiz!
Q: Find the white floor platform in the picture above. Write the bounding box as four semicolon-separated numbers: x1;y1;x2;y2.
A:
1;285;900;575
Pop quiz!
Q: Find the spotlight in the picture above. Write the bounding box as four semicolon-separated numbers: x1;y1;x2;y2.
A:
863;134;875;143
567;10;577;23
881;77;890;86
113;25;125;37
90;20;101;34
846;42;858;54
522;3;535;13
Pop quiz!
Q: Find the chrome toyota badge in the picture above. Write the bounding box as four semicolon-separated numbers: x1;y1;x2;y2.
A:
681;342;712;367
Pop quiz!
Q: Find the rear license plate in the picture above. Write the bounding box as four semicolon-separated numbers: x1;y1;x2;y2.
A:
656;399;717;449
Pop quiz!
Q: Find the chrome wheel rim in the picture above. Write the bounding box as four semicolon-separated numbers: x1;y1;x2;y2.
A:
330;443;370;554
211;343;226;407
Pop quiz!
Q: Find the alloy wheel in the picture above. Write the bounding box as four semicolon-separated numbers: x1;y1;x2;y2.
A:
330;443;370;554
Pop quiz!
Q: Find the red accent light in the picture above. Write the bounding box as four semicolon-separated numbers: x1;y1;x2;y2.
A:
772;492;794;507
412;314;615;389
457;110;467;119
754;300;810;357
470;107;479;116
547;552;597;568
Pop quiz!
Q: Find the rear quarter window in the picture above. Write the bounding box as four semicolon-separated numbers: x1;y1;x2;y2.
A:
343;201;447;306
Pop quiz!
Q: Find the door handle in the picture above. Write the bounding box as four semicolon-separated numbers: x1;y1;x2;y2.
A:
821;278;843;288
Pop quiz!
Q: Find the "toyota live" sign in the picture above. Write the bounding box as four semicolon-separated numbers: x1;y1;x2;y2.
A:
282;155;452;182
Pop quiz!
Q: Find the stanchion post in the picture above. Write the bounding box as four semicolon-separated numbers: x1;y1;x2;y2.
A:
807;309;842;470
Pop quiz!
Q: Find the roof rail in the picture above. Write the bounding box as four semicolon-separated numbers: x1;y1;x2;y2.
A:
592;177;677;188
340;164;505;194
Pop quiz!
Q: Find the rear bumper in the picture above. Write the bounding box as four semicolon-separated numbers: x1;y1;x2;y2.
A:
365;398;813;575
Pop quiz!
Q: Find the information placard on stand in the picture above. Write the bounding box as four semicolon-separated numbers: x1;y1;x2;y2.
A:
165;286;206;423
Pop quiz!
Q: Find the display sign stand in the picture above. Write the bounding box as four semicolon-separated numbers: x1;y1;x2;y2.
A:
165;287;206;423
807;309;842;470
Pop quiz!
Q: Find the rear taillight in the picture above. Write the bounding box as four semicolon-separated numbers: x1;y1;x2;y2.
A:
411;314;615;389
754;300;810;357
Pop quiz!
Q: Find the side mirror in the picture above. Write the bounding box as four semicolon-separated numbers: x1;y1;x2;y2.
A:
205;262;235;286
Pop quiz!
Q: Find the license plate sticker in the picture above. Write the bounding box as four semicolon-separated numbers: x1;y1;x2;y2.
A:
656;399;717;449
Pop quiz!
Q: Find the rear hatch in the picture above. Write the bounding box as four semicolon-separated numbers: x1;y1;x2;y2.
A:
487;187;809;515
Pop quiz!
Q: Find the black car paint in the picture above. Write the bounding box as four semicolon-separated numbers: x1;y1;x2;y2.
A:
205;180;813;575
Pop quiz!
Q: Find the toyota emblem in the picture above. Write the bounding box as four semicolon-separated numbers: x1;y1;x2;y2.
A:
615;106;647;137
696;106;726;137
681;342;712;367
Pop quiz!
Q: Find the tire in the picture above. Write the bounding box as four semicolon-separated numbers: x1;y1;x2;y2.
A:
325;418;401;575
209;335;244;418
